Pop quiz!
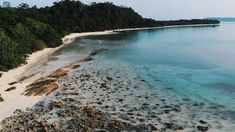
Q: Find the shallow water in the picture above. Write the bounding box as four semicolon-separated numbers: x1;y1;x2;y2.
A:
34;23;235;125
69;23;235;110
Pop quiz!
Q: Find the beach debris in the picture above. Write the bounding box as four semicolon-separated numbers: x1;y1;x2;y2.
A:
25;77;59;96
5;86;16;92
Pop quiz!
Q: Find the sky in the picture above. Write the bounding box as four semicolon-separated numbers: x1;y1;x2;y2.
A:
0;0;235;20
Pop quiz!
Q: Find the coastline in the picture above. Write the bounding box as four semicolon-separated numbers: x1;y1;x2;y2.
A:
2;23;235;131
113;23;220;32
0;23;219;122
0;31;114;122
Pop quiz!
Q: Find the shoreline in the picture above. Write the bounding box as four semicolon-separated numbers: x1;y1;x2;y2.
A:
0;31;114;122
112;23;220;32
0;23;219;122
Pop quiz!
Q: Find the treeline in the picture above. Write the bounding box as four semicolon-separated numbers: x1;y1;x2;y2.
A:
0;0;220;71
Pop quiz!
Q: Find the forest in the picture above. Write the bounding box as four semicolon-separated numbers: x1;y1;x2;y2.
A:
0;0;220;71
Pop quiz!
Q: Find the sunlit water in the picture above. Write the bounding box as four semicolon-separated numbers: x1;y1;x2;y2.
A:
30;23;235;123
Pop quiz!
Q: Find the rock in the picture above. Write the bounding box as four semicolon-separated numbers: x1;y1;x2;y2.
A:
197;126;209;131
149;124;158;131
89;48;108;56
79;56;93;62
8;82;18;85
86;105;94;117
25;77;59;96
119;99;124;102
199;120;207;124
5;86;16;92
164;123;182;130
55;101;65;108
0;94;4;102
48;68;69;79
107;76;113;81
110;120;125;130
71;64;80;69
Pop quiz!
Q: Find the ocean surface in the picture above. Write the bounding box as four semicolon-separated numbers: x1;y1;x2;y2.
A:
29;23;235;128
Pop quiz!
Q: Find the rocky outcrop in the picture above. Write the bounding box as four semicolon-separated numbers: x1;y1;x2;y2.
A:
89;48;108;56
5;86;16;92
25;77;59;96
48;68;69;79
25;68;70;96
78;56;93;62
8;82;17;85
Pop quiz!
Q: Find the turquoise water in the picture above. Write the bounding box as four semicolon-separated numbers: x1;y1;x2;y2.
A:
78;23;235;110
51;23;235;115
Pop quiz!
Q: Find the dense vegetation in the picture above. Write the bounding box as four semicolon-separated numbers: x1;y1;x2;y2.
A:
0;0;220;71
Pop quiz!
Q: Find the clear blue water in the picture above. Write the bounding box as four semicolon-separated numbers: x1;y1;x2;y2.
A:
37;23;235;125
26;23;235;130
73;23;235;111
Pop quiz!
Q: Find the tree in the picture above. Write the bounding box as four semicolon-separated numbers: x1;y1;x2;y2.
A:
18;3;30;9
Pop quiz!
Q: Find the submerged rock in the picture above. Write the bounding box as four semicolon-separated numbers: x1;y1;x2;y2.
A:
197;126;209;131
89;48;108;56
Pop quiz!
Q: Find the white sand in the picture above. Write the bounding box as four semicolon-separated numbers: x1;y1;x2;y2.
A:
0;31;113;122
0;24;219;122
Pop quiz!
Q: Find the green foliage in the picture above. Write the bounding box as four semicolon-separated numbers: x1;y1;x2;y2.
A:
0;28;24;71
0;0;220;72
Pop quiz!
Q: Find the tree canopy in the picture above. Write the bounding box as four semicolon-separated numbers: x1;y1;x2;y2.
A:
0;0;220;71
